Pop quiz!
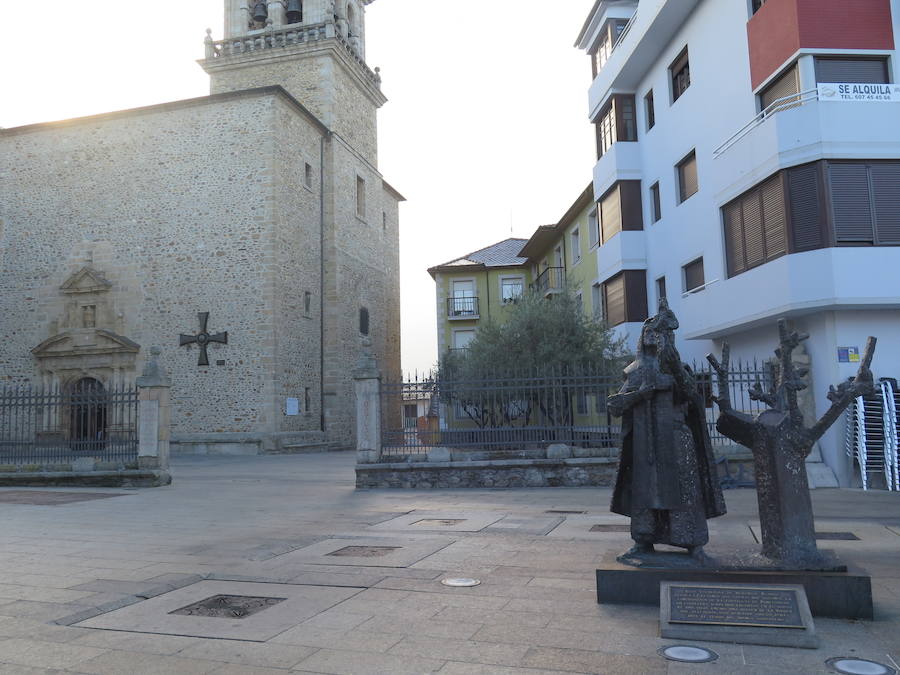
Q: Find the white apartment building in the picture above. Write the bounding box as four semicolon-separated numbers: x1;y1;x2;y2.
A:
577;0;900;485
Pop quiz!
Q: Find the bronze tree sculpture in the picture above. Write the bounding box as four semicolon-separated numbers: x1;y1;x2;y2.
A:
706;320;875;568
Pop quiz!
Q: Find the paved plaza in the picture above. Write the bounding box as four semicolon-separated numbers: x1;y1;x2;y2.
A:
0;453;897;674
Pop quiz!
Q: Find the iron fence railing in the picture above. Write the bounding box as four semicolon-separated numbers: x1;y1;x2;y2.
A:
0;383;139;465
534;267;565;294
447;296;479;318
380;361;772;457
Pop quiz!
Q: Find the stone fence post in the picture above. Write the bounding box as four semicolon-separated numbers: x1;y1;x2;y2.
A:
136;346;171;471
353;338;381;464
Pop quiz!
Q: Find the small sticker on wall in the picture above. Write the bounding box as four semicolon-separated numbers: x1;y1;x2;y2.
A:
838;347;860;363
286;397;300;416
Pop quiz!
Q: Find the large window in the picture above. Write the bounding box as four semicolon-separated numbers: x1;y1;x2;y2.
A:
601;270;648;327
595;95;637;158
500;276;524;303
815;57;889;84
682;258;705;294
677;151;699;203
600;181;644;244
591;18;629;76
722;160;900;278
670;47;691;102
723;173;788;276
760;63;800;112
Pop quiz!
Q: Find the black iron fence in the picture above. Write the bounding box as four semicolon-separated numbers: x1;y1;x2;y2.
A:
380;360;771;457
0;382;139;466
534;266;565;294
447;296;479;318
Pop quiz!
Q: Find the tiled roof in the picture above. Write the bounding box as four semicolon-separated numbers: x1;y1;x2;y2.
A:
428;238;530;276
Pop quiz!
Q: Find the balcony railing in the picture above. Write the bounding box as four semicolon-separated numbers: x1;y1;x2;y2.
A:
714;88;818;158
535;267;566;295
447;297;479;319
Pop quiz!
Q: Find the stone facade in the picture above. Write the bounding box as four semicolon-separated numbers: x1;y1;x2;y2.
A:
0;1;401;453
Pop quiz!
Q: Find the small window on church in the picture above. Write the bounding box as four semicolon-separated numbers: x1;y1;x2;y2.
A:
356;175;366;219
359;307;369;336
304;163;313;189
304;387;311;413
82;305;96;328
304;291;312;317
382;212;387;231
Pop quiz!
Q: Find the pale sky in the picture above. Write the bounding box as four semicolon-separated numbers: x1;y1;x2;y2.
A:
0;0;596;375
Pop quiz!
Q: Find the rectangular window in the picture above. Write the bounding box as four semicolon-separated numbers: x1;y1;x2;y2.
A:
815;57;889;84
304;387;311;414
303;291;312;316
591;18;629;76
670;47;691;102
453;329;475;350
723;173;788;277
760;63;800;112
591;283;602;318
500;277;524;303
830;162;900;245
451;279;477;316
677;151;698;203
645;90;655;130
656;276;666;302
304;162;313;188
650;182;661;222
752;0;767;14
683;258;705;293
595;95;637;158
382;211;387;231
601;270;648;327
600;181;643;244
356;175;366;218
588;207;599;247
571;228;581;263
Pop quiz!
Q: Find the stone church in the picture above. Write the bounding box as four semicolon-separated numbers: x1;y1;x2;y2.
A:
0;0;402;454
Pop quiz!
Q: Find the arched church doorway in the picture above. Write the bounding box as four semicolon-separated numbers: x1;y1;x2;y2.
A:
69;378;108;451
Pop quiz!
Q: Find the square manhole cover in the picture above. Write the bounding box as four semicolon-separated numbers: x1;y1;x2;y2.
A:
413;519;466;527
590;524;630;533
0;491;126;505
815;532;860;541
170;595;286;619
546;510;586;514
327;546;401;558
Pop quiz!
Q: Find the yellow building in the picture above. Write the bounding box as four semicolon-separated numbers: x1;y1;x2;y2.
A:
428;239;532;357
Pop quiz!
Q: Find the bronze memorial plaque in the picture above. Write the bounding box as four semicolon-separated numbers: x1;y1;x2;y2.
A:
669;584;804;629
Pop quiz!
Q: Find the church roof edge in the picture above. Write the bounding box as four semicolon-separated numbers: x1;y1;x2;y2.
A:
0;86;329;137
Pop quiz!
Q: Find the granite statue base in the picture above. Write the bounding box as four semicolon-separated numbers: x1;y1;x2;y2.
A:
597;552;873;620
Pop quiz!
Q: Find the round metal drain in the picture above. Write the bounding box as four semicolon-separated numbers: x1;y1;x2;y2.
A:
827;657;896;675
441;578;481;587
658;645;719;663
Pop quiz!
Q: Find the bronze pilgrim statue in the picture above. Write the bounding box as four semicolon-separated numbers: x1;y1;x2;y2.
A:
607;299;726;563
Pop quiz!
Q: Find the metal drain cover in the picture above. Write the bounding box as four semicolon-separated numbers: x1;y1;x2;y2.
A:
658;645;718;663
415;519;466;527
826;657;896;675
170;595;286;619
327;546;400;557
441;578;481;587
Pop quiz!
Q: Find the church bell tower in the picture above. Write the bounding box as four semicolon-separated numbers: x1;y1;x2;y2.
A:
200;0;386;164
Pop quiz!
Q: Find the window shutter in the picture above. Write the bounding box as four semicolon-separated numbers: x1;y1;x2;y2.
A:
761;174;787;258
872;163;900;244
788;164;824;251
760;64;800;111
815;58;888;84
679;153;698;202
624;270;649;322
830;163;874;242
683;258;704;292
601;186;622;243
603;274;626;326
723;201;745;277
742;192;765;268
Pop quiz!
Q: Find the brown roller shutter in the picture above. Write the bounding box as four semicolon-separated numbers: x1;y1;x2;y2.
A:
760;64;800;111
623;270;649;323
830;163;874;242
601;185;622;243
724;201;745;277
678;152;698;202
788;164;825;251
683;258;705;292
742;192;765;268
872;163;900;244
815;57;888;84
620;181;645;231
603;274;626;326
761;174;787;258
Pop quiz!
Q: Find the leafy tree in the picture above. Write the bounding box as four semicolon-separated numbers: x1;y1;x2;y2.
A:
439;288;629;430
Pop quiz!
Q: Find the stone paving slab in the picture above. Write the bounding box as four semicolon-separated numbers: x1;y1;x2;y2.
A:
74;580;362;641
266;536;455;568
369;511;506;532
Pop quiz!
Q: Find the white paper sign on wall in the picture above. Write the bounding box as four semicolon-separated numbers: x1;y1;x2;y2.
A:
286;397;300;416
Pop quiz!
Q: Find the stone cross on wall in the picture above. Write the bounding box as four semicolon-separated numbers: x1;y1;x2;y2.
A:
179;312;228;367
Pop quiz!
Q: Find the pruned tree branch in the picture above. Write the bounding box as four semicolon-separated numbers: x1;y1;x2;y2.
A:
705;342;733;412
